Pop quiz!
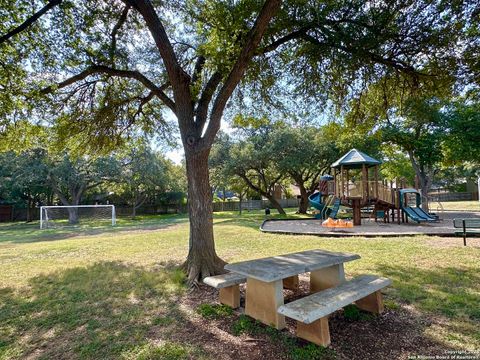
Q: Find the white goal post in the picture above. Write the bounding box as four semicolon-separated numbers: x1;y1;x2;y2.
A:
40;205;116;229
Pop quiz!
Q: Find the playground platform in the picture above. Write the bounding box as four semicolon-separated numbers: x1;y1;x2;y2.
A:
260;211;480;237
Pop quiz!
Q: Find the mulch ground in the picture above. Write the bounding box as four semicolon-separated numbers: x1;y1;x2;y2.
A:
165;275;462;360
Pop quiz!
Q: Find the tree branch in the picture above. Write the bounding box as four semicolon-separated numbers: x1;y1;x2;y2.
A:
237;172;269;198
0;0;62;44
132;91;155;119
195;72;222;133
41;65;176;112
191;56;206;85
201;0;282;150
258;26;312;55
126;0;190;93
110;5;131;64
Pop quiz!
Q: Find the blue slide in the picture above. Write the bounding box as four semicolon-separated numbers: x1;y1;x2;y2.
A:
328;198;341;219
403;206;436;223
399;189;437;223
308;192;325;219
411;207;438;221
309;193;341;220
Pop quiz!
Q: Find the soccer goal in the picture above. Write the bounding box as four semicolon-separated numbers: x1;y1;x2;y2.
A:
40;205;116;229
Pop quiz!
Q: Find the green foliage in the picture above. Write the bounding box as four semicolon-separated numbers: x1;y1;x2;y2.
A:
442;101;480;165
46;152;121;206
1;0;476;155
115;142;171;214
0;149;50;209
271;126;338;178
212;128;287;212
380;146;415;184
196;303;233;319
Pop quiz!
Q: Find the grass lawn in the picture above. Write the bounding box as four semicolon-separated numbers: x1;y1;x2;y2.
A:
440;200;480;211
0;209;479;359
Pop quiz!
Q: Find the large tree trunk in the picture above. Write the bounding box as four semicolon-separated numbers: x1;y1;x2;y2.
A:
67;193;82;225
409;153;434;211
266;195;286;215
26;194;32;222
417;171;433;211
67;207;79;225
296;181;310;214
184;149;226;283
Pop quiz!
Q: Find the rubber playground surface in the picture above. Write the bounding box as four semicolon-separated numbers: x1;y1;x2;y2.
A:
260;210;480;237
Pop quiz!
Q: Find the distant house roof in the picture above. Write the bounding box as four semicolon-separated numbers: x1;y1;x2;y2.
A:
331;149;382;169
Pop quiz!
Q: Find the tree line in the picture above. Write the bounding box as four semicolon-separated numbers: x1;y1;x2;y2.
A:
0;143;186;221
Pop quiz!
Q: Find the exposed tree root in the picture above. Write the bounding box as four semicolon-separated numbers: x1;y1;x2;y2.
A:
182;255;227;288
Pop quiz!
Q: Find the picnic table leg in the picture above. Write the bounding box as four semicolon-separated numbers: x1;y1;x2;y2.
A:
245;278;286;330
310;264;345;293
296;317;330;346
219;285;240;309
355;290;384;314
283;275;299;290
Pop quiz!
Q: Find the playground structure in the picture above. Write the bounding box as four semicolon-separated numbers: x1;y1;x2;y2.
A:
309;149;439;226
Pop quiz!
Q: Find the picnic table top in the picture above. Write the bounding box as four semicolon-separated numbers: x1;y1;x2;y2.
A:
224;249;360;282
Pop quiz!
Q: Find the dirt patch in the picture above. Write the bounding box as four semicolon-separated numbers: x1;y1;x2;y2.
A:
148;277;466;360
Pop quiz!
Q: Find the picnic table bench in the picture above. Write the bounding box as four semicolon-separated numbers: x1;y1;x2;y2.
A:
454;218;480;246
278;275;391;346
203;272;246;308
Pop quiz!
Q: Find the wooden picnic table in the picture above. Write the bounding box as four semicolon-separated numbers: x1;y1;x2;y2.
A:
224;249;360;329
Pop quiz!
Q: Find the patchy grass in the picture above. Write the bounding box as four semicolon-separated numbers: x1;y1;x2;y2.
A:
196;303;233;319
0;210;479;358
440;201;480;211
122;342;205;360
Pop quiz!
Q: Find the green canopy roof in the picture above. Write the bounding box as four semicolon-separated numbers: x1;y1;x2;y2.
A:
331;149;382;169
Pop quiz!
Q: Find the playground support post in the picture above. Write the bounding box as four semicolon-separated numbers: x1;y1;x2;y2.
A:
352;199;361;226
340;165;345;200
477;175;480;203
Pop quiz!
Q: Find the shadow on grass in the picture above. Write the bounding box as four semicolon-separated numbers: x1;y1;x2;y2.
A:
375;263;480;347
0;261;198;359
0;215;189;244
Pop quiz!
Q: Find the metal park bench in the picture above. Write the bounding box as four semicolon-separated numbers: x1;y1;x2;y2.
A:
453;218;480;246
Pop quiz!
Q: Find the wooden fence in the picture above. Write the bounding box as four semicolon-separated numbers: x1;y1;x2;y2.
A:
428;192;478;202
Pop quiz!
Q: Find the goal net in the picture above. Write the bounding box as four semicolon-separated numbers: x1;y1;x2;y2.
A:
40;205;116;229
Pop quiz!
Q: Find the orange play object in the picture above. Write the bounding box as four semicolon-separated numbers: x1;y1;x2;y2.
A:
322;218;353;228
